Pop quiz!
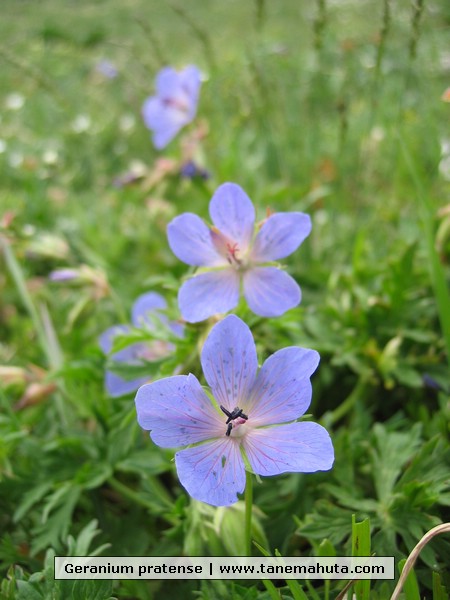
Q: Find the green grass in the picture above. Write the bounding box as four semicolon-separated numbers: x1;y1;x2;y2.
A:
1;1;449;599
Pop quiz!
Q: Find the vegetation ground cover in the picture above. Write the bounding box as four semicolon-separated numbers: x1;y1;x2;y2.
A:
0;1;449;598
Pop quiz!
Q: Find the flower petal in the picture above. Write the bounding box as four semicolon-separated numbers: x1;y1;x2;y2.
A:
132;292;167;327
251;212;312;262
245;347;320;426
167;213;226;267
105;371;149;398
178;65;201;120
209;183;255;251
201;315;258;413
135;374;224;447
243;267;301;317
178;269;240;323
155;66;182;97
175;437;246;506
142;97;186;150
243;422;334;476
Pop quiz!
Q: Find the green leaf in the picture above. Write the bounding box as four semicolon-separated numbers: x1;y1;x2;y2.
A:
371;423;422;503
432;571;449;600
13;481;53;523
16;582;43;600
274;550;309;600
117;449;170;475
352;516;371;600
31;484;81;554
398;558;420;600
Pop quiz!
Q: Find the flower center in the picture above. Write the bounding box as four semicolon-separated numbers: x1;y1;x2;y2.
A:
210;227;245;268
220;404;248;437
229;417;248;439
162;96;189;114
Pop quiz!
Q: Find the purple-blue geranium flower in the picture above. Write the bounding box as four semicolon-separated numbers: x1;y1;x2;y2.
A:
135;315;334;506
95;59;118;79
99;292;183;397
142;65;201;150
167;182;312;322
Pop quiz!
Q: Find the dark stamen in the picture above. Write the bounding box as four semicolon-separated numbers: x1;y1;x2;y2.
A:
220;405;248;436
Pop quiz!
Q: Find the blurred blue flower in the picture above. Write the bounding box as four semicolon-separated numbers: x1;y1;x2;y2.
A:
180;160;210;180
49;268;80;282
142;65;202;150
95;59;118;79
99;292;183;397
135;315;334;506
167;182;312;322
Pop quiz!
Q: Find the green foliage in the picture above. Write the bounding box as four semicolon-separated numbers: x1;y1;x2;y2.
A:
1;0;449;598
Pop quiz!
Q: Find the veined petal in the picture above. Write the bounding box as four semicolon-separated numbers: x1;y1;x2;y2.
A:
246;347;320;426
98;325;130;354
209;183;255;252
251;212;312;262
243;267;301;317
243;422;334;476
201;315;258;412
168;213;226;267
135;374;224;447
105;371;149;398
132;292;167;327
178;270;240;323
175;437;246;506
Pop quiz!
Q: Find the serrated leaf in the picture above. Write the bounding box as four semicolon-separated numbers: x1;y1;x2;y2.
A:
371;423;422;503
70;579;114;600
31;485;81;554
16;582;43;600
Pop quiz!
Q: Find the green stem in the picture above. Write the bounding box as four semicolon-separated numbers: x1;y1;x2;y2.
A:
398;135;450;366
1;236;69;427
322;377;368;428
245;469;253;556
1;237;51;366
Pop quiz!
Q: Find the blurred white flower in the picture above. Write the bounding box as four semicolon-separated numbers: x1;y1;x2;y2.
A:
42;149;59;165
71;114;91;133
5;93;25;110
119;114;136;132
8;152;23;168
439;139;450;181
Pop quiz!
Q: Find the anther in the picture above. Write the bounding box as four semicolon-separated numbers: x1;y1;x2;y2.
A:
220;405;248;436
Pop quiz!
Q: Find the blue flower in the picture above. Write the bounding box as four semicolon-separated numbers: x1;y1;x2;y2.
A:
99;292;183;397
95;59;118;79
135;315;334;506
167;182;312;322
142;65;201;150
